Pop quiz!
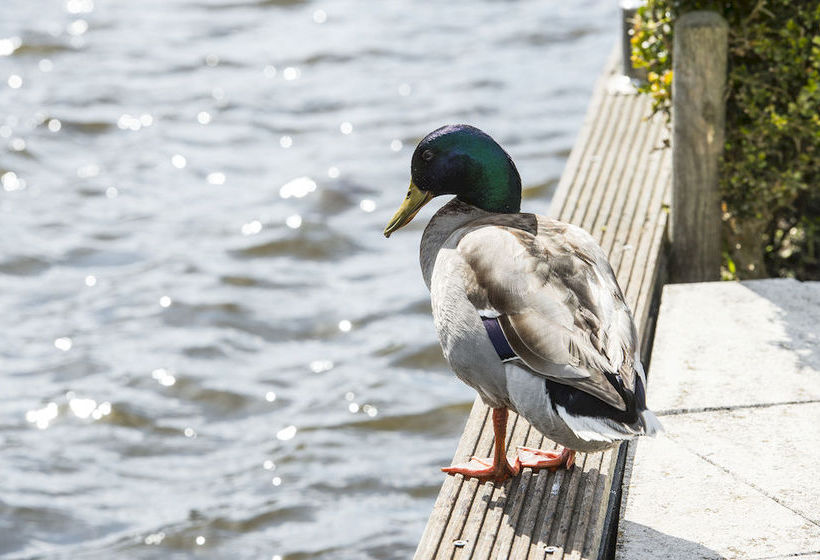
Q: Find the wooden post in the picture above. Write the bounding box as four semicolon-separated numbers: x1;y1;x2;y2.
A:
670;11;727;283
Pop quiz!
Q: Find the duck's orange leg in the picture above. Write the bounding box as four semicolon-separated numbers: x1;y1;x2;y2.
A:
441;408;520;484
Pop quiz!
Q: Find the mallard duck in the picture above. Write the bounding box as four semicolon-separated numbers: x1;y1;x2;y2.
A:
384;125;662;483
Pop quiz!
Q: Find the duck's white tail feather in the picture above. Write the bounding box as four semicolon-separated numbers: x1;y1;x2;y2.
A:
640;409;664;437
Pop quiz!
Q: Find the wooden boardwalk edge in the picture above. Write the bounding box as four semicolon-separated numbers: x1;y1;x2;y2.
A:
599;240;669;560
414;47;672;560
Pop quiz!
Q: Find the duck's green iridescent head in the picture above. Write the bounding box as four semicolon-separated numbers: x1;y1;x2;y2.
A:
384;124;522;237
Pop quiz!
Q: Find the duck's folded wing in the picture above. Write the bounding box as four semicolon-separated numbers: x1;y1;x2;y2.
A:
456;216;638;412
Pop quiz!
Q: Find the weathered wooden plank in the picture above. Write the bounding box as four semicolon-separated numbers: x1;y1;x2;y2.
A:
542;451;588;559
569;93;634;228
415;401;490;559
580;443;617;559
629;168;671;331
491;434;541;558
566;452;605;559
597;103;658;256
615;127;668;304
414;47;671;560
452;412;524;559
619;137;668;301
507;438;556;558
572;91;643;231
437;406;496;558
551;48;621;222
470;416;530;559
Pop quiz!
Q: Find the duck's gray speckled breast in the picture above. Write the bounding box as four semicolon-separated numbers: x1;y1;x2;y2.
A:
419;200;511;408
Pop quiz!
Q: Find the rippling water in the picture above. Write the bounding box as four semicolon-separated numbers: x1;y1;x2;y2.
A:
0;1;615;558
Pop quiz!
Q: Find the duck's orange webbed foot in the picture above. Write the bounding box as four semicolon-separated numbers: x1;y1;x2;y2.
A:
441;455;520;484
441;407;523;484
516;446;576;472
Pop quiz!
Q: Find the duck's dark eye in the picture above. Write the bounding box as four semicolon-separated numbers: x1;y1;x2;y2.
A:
422;149;434;161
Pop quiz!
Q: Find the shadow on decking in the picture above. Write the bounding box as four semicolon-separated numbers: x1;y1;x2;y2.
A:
615;521;723;560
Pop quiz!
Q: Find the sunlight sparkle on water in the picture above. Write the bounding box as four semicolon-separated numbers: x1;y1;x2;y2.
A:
8;75;22;89
327;166;340;178
391;139;403;152
144;532;165;545
171;154;187;168
313;9;327;23
263;460;276;470
77;164;99;178
152;368;176;386
398;83;412;96
67;19;89;36
0;126;10;137
25;402;58;429
345;392;355;401
67;397;110;421
338;319;352;332
48;119;61;132
117;114;149;131
206;172;226;185
197;111;211;125
271;477;282;486
282;67;300;81
265;391;276;402
105;186;118;198
348;402;359;413
184;427;197;438
159;296;172;308
309;360;333;373
68;397;97;419
38;59;53;72
66;0;94;14
0;37;21;56
359;199;376;213
2;171;24;191
263;65;276;78
195;536;206;546
85;275;96;287
276;425;297;441
285;214;302;229
241;220;262;236
279;176;316;199
10;138;25;151
279;135;292;149
362;404;378;417
205;54;219;67
55;337;72;351
339;121;353;135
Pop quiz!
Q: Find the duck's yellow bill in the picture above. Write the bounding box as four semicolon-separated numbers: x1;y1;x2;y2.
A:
383;181;432;238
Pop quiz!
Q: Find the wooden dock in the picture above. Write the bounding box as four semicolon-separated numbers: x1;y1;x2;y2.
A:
413;51;672;560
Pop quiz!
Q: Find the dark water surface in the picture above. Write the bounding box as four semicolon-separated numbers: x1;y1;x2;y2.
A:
0;1;615;558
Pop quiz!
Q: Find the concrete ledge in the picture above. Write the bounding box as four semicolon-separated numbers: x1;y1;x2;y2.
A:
648;279;820;413
617;279;820;560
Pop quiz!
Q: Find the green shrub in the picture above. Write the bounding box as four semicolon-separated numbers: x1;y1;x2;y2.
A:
631;0;820;280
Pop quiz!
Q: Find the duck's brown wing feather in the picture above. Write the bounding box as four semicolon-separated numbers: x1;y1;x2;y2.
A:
456;215;638;412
